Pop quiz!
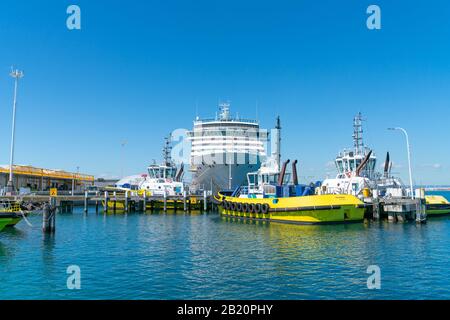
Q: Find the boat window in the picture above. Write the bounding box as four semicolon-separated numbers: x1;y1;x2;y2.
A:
336;160;344;173
269;174;278;184
349;160;354;172
148;168;158;178
369;159;376;172
248;174;258;186
165;168;176;178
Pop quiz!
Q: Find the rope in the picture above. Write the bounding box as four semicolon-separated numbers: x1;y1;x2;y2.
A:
18;211;33;227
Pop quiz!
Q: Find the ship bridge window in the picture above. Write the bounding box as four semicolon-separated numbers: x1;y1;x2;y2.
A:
165;168;176;179
148;168;159;178
336;160;344;173
369;159;376;172
248;174;258;186
343;159;349;172
349;160;355;171
261;174;271;184
269;174;278;184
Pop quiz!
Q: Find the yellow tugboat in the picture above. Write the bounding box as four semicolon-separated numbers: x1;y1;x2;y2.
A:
425;195;450;216
215;159;366;225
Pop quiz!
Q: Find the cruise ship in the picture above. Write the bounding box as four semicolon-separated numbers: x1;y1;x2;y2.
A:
187;103;269;193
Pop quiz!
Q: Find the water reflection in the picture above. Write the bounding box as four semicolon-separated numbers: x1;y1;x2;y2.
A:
2;204;450;299
0;226;27;240
0;241;13;259
42;233;56;272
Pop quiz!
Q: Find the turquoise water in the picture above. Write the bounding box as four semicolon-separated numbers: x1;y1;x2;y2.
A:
1;192;450;300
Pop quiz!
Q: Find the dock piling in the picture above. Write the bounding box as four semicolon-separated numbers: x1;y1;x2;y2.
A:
143;193;147;213
415;188;427;223
43;199;56;234
84;190;88;213
183;191;187;212
203;190;207;212
103;191;109;213
163;191;167;212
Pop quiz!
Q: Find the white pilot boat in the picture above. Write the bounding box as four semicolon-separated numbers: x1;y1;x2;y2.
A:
114;137;185;197
320;113;408;199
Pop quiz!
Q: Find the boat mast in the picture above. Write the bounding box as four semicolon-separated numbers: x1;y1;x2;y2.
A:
353;112;364;156
272;116;281;171
163;135;172;166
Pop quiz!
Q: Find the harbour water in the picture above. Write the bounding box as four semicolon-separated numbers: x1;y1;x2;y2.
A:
1;191;450;300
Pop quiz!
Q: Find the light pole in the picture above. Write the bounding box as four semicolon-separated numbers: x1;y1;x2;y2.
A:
6;68;24;194
388;127;414;199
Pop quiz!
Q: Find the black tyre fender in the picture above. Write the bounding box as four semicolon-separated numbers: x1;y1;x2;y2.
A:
236;202;242;212
230;202;236;211
255;203;262;214
261;203;269;214
242;203;249;213
223;200;229;210
249;203;256;213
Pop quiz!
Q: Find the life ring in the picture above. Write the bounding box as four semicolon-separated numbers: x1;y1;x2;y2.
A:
261;203;269;214
249;203;256;213
242;203;249;213
255;203;262;214
236;202;242;212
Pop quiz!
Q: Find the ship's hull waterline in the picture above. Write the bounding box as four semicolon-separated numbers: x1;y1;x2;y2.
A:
215;193;366;225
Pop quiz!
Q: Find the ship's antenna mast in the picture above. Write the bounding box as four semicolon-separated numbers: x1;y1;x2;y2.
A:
163;135;172;166
218;101;231;121
353;112;364;155
273;116;281;170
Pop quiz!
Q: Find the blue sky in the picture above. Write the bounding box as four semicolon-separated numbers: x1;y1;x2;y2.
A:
0;0;449;184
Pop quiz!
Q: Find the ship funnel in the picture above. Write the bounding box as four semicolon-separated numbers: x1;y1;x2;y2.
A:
355;150;372;177
278;159;290;186
383;152;390;178
292;160;298;185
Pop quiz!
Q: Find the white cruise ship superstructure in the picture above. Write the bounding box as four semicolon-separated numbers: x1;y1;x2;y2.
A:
187;103;268;193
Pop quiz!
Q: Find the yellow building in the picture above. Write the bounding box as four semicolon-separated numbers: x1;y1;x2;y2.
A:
0;165;94;192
